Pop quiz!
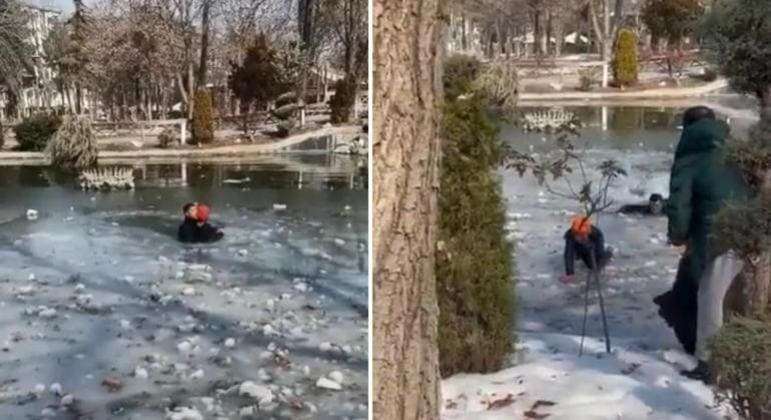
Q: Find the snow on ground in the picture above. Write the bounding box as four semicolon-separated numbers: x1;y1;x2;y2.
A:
441;145;736;420
0;177;367;419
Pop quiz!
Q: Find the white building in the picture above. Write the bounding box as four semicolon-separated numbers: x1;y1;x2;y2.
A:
0;3;63;120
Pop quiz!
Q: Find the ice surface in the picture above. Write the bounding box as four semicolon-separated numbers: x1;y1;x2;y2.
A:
0;163;368;419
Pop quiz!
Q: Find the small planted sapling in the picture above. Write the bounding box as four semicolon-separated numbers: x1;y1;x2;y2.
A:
505;115;627;220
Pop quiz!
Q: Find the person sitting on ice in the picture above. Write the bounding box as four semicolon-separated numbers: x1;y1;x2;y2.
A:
560;216;614;284
618;193;667;216
178;202;223;243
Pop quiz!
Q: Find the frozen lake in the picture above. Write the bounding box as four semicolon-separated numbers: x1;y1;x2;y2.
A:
0;155;368;419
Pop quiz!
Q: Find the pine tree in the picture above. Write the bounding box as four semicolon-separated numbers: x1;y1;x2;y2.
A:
192;89;214;144
612;28;638;87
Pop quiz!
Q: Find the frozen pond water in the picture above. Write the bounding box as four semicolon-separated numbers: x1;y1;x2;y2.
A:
0;155;368;419
442;101;758;419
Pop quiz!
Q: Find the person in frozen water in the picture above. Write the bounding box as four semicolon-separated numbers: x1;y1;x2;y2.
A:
559;216;614;284
178;202;223;243
618;193;667;216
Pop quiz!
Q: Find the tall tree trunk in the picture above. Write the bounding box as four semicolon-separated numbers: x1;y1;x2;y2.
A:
187;62;195;120
373;0;444;417
553;13;564;57
461;14;467;50
197;0;211;87
533;10;542;56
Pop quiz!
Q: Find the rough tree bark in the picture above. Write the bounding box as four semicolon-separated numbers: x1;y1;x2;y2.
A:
372;0;444;417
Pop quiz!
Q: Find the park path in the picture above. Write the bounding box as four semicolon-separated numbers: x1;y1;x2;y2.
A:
0;125;361;166
520;79;728;102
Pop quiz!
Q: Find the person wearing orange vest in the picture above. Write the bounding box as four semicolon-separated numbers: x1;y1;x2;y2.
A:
178;203;224;243
560;216;614;284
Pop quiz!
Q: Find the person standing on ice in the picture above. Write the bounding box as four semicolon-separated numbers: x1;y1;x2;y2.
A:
178;202;224;243
560;216;614;284
661;106;749;381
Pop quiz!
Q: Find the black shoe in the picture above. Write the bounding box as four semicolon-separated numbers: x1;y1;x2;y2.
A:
681;360;711;383
653;292;676;328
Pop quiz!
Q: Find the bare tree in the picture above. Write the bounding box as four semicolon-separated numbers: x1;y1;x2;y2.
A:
587;0;625;86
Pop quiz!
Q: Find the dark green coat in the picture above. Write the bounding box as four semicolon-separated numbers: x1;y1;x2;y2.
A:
666;119;750;281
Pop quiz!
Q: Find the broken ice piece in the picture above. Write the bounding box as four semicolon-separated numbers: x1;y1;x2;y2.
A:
134;367;149;379
165;407;203;420
177;341;193;353
60;394;74;406
328;371;344;384
39;307;57;319
238;381;274;405
316;376;342;390
237;249;248;257
224;338;235;348
49;383;62;395
189;369;204;380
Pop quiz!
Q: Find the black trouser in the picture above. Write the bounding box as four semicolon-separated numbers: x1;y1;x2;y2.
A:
654;253;699;354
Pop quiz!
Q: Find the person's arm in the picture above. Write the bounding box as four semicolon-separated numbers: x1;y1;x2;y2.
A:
178;224;194;243
666;161;694;246
618;204;647;214
199;223;224;243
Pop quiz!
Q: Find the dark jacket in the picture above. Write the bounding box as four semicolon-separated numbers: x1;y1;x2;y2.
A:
665;119;749;279
564;226;611;276
178;217;223;243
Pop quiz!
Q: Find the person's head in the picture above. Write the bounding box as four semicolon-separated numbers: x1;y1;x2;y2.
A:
570;215;592;240
196;204;210;223
183;202;197;219
649;193;664;215
682;106;715;128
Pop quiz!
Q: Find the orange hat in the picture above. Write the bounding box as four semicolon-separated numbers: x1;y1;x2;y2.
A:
571;215;592;238
196;204;210;222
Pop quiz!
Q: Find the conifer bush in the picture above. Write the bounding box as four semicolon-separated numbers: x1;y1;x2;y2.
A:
14;113;61;151
709;316;771;420
192;89;215;144
329;78;356;124
437;54;516;377
45;115;97;171
612;29;639;87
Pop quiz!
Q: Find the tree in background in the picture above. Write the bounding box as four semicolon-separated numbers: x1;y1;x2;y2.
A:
372;0;445;416
329;78;356;123
45;114;96;171
0;0;32;116
436;54;515;377
588;0;626;87
612;28;638;87
61;0;92;114
228;34;286;132
641;0;704;50
191;88;214;143
700;0;771;124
